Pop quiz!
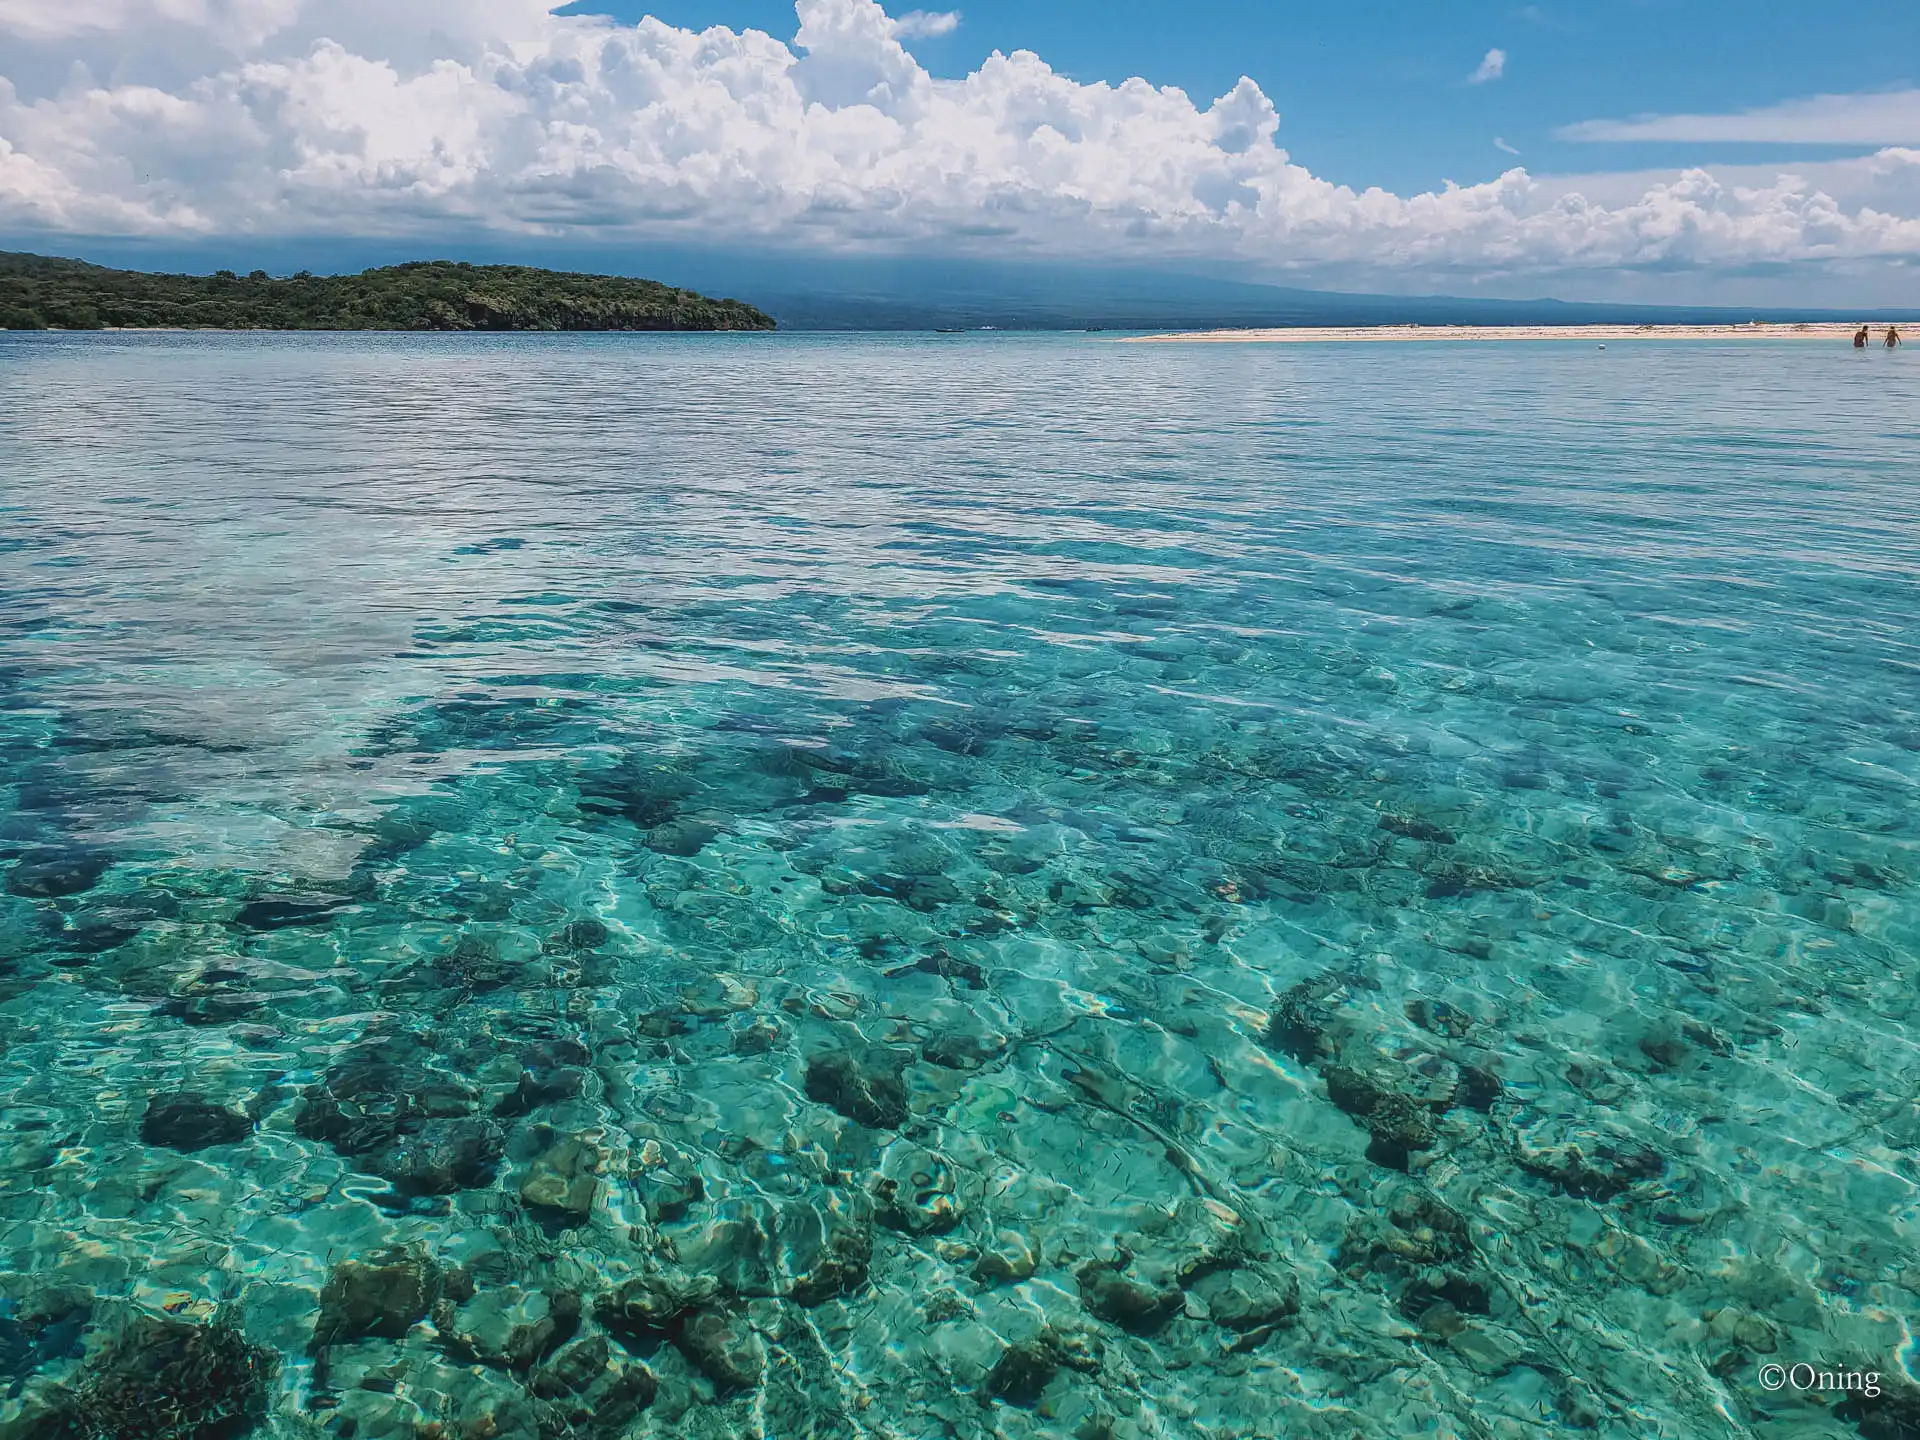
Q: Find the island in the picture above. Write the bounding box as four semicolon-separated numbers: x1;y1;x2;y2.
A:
0;253;777;332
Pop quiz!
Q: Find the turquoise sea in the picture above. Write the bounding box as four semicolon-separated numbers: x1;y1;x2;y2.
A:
0;331;1917;1440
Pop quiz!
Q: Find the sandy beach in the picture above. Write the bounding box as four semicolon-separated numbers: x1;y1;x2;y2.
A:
1125;321;1905;344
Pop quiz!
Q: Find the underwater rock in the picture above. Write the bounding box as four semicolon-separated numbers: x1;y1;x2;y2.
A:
1455;1063;1504;1111
530;1346;658;1434
522;1035;592;1071
1447;1321;1525;1375
529;1334;609;1397
870;1143;963;1235
577;759;698;830
1405;998;1474;1039
1703;1304;1778;1354
229;894;347;931
296;1043;502;1193
1164;1196;1252;1285
665;1196;781;1297
433;1284;578;1374
139;1093;252;1152
158;970;268;1027
493;1063;587;1119
370;1116;504;1196
647;816;721;857
1421;858;1540;900
1251;855;1356;901
1344;1200;1498;1340
1838;1381;1920;1440
46;909;147;954
1341;1190;1473;1274
1513;1139;1663;1201
867;873;962;912
628;1138;704;1223
1636;1022;1698;1070
506;1291;582;1371
921;1288;969;1324
558;917;609;951
596;1270;762;1391
1262;975;1343;1064
62;1312;275;1440
781;1194;875;1305
672;1305;765;1391
5;849;111;899
971;1231;1039;1288
679;972;758;1018
0;1282;91;1405
920;1023;1005;1070
729;1014;784;1056
885;947;990;991
804;1046;910;1129
1398;1269;1491;1322
985;1335;1060;1407
595;1270;719;1337
1189;1268;1299;1331
518;1136;602;1220
1075;1259;1183;1334
1323;1064;1438;1169
295;1043;479;1151
590;1363;662;1431
1379;813;1457;845
431;932;517;991
0;1276;92;1393
314;1248;443;1345
635;1011;690;1041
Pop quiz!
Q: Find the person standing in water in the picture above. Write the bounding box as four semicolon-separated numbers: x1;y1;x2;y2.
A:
1888;325;1902;349
1855;325;1870;348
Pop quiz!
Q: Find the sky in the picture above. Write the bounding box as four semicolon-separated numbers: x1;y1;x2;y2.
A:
2;0;1918;302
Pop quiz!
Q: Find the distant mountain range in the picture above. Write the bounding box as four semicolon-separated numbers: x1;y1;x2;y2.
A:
3;245;1914;333
679;253;1920;331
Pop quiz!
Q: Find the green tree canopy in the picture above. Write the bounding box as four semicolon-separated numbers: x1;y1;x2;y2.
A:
0;254;776;332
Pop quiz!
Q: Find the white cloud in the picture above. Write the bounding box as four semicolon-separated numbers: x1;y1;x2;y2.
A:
892;8;958;39
1560;88;1920;145
1;0;1919;288
1468;48;1506;85
1494;136;1519;156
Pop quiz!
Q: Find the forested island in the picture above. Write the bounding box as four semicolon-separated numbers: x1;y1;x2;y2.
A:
0;253;777;331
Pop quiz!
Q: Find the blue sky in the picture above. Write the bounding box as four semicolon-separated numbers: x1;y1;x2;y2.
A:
3;0;1919;302
562;0;1920;193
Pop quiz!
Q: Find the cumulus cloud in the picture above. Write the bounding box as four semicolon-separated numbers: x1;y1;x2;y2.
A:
892;8;958;39
1;0;1919;286
1561;87;1920;145
1468;48;1505;85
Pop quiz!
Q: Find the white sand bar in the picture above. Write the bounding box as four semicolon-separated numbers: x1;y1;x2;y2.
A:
1125;321;1906;344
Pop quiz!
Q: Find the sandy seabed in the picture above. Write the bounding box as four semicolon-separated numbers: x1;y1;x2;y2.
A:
1125;321;1907;344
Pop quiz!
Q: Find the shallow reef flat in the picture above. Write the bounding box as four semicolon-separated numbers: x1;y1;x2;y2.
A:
0;331;1917;1440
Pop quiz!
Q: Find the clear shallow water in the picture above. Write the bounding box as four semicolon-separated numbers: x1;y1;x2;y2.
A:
0;330;1917;1439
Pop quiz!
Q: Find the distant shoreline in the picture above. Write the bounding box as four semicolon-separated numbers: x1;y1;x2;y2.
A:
1126;322;1904;344
1;253;776;332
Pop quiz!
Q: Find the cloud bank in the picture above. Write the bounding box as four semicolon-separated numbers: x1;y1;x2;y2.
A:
3;0;1920;286
1560;88;1920;146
